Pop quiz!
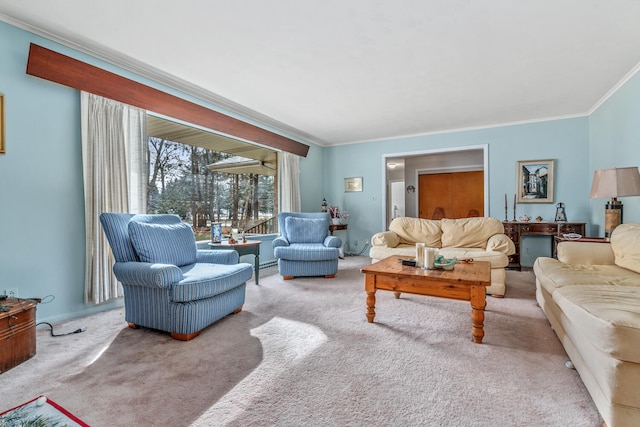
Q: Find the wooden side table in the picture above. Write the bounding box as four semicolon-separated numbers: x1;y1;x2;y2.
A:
0;298;37;373
552;236;608;258
208;240;261;285
328;223;347;235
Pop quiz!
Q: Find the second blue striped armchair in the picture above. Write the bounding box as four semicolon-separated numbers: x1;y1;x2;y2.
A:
100;213;253;341
272;212;342;279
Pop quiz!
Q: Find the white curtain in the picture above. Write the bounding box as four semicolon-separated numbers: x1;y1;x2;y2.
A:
81;92;147;304
278;151;301;213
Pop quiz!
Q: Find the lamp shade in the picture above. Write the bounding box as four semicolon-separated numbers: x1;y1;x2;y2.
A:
589;167;640;199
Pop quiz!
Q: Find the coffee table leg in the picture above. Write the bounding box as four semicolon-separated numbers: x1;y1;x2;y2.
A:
470;285;486;344
366;291;376;323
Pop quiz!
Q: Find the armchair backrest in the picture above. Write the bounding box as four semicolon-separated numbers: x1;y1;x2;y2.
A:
100;213;183;263
278;212;330;243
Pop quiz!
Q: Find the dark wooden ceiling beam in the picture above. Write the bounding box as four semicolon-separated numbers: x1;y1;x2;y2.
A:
26;43;309;157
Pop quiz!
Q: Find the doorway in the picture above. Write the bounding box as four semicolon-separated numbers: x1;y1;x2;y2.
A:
382;145;488;229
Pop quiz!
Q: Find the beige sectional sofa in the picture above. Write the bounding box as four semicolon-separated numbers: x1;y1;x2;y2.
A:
369;217;515;296
533;223;640;427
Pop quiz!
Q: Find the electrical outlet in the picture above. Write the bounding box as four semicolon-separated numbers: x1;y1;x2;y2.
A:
4;288;17;298
353;240;358;247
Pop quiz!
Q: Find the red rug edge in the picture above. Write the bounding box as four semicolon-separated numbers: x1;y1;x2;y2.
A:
0;395;90;427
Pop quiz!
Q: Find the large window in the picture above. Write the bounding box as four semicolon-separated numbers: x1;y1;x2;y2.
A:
146;116;277;240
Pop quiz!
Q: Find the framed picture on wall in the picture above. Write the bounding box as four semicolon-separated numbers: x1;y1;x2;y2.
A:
344;177;363;192
516;159;554;203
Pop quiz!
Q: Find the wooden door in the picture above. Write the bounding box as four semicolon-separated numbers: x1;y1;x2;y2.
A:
418;171;484;219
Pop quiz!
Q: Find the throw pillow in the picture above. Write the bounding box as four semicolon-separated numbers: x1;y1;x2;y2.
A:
441;217;504;248
128;221;197;266
389;217;442;247
285;217;327;243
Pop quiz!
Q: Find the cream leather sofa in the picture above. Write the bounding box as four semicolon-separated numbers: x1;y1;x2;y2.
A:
533;223;640;427
369;217;515;296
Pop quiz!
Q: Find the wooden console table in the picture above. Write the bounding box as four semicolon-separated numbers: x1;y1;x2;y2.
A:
503;221;585;270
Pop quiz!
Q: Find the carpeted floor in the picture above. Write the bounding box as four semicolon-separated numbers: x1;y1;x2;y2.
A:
0;256;602;426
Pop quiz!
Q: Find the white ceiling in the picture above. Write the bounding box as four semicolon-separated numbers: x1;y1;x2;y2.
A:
2;1;640;147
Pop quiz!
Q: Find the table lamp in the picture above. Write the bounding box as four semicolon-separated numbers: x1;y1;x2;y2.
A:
589;166;640;239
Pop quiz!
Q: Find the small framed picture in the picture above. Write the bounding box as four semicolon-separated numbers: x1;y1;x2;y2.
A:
516;159;554;203
344;177;363;192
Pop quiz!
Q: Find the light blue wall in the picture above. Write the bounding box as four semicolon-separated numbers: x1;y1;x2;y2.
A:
589;71;640;232
323;117;591;265
0;23;98;322
0;21;318;324
2;19;639;323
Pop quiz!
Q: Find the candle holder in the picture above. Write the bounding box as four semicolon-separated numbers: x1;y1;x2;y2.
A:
504;194;508;222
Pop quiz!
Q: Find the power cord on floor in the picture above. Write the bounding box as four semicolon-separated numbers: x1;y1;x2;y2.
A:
345;242;370;256
36;322;86;337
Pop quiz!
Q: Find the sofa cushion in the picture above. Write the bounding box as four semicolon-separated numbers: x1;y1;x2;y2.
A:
371;231;400;248
274;243;339;261
533;257;640;296
285;217;327;243
440;217;504;248
554;285;640;364
172;262;253;302
388;217;442;247
611;223;640;274
557;241;615;265
128;221;197;267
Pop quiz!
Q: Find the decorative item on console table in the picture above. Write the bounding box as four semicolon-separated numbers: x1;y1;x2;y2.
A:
503;221;585;270
555;202;567;222
329;205;341;225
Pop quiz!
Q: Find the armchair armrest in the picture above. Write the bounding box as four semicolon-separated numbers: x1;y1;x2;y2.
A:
557;241;615;265
272;236;290;248
487;234;516;255
371;231;400;248
197;250;239;264
113;262;183;288
324;235;342;248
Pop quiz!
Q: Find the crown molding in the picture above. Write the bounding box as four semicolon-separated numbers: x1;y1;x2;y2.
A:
587;61;640;115
334;113;589;147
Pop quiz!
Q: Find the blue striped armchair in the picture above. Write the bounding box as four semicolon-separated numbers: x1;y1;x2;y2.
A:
272;212;342;279
100;213;253;340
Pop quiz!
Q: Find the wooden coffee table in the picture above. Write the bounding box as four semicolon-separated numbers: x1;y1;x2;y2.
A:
360;255;491;343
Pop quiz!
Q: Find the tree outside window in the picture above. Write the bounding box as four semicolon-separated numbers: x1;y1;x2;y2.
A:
146;136;276;240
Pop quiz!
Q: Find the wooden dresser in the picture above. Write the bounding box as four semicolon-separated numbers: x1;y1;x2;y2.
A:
503;221;586;270
0;298;37;373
